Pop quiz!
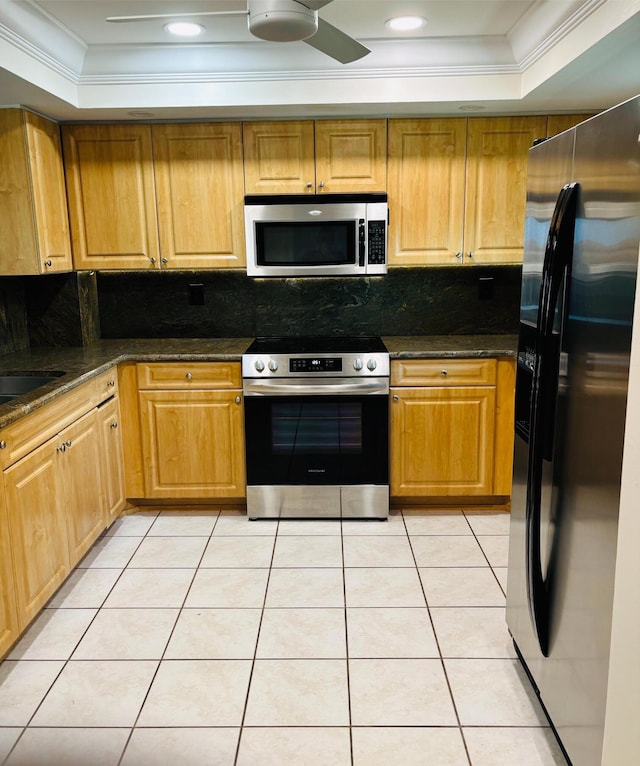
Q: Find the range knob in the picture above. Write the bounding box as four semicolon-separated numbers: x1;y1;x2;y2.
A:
353;358;364;371
367;358;377;371
268;359;279;372
254;359;265;372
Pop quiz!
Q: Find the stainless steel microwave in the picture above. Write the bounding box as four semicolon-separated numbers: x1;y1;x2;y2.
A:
244;193;388;277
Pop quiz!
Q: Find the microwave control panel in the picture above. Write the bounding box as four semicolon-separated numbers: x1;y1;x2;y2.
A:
368;220;386;265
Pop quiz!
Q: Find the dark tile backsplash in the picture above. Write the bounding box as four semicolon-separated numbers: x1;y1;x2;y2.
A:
0;279;29;356
97;266;522;339
0;266;521;356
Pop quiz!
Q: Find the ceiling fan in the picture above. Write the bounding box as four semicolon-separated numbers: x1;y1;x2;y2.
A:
106;0;371;64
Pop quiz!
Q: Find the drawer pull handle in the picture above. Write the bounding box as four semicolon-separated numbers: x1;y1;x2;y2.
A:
185;373;193;381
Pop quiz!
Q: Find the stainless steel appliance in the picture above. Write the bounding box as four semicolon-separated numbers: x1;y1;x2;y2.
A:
242;336;389;519
507;95;640;765
244;193;388;277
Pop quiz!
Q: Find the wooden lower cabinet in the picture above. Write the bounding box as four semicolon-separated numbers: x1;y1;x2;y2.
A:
4;434;70;626
138;388;245;499
390;357;515;500
98;397;126;523
0;488;19;656
61;409;106;564
391;385;496;496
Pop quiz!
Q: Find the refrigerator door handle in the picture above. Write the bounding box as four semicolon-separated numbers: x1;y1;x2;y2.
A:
526;181;579;657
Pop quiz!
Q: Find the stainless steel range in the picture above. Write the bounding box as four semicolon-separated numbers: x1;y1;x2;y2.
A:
242;336;389;519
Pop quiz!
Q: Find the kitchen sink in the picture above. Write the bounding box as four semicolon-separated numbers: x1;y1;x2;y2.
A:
0;372;65;402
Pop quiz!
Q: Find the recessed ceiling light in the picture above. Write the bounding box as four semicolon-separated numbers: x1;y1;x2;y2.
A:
164;21;205;37
386;16;427;32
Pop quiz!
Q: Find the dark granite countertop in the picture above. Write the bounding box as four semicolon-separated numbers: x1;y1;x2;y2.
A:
0;338;252;428
0;335;518;428
383;335;518;358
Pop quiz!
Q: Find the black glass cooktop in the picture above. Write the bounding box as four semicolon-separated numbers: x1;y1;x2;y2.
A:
245;336;387;355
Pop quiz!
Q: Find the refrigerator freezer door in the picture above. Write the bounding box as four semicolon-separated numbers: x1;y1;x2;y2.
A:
508;96;640;766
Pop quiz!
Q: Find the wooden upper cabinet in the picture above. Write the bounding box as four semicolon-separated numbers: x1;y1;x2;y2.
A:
62;123;160;270
546;113;595;137
463;115;547;264
314;119;387;193
243;119;386;194
0;109;72;275
152;123;245;269
243;120;315;194
387;118;466;266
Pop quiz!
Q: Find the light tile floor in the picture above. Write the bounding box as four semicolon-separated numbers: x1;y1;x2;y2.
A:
0;509;569;766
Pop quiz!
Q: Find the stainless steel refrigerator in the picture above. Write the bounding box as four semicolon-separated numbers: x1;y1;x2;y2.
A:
506;94;640;766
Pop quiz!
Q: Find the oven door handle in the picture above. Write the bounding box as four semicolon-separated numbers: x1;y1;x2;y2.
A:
243;378;389;396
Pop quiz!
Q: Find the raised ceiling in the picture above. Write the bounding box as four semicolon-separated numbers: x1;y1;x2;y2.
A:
0;0;639;121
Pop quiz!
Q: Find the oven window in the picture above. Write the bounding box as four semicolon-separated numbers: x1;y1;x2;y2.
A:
256;221;356;266
272;402;362;454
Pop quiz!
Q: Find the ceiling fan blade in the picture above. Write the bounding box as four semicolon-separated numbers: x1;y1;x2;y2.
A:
304;17;370;63
106;11;245;23
297;0;334;9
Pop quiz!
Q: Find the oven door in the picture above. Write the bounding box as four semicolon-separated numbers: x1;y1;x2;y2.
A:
243;379;388;487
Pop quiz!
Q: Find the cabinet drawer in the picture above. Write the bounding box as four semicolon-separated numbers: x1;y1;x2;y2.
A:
136;362;242;389
0;379;96;470
391;358;497;387
94;367;119;403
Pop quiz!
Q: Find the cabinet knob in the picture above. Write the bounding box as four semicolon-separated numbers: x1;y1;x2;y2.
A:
393;394;399;402
57;444;66;453
65;439;72;447
0;440;6;449
468;252;473;259
455;252;463;260
161;257;168;264
305;182;313;188
44;259;52;267
150;257;157;264
110;421;118;429
441;369;448;377
185;372;193;380
318;181;325;189
107;379;115;387
235;395;241;404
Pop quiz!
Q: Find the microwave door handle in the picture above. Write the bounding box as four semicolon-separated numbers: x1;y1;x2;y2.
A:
358;219;365;267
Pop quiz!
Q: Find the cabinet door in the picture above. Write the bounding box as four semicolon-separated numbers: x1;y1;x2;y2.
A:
4;437;69;626
98;397;126;524
153;123;245;269
62;124;159;270
0;109;72;276
139;389;245;498
243;120;315;194
390;386;496;496
387;119;467;266
0;484;19;657
60;410;106;565
25;111;73;273
463;116;547;264
314;119;387;193
546;113;594;138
